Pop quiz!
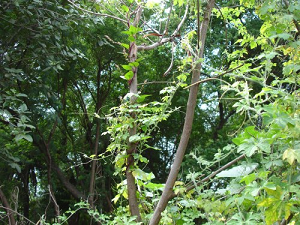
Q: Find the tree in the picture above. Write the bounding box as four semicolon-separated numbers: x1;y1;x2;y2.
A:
1;0;299;224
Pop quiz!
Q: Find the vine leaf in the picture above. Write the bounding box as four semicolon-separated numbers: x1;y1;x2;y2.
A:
282;148;300;165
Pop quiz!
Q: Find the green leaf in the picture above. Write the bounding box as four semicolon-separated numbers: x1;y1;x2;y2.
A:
122;64;133;70
121;5;129;12
124;71;134;80
129;62;139;67
121;43;129;49
23;134;33;142
256;138;271;153
257;197;278;208
263;182;276;190
232;137;243;145
145;182;164;190
132;168;154;181
265;186;283;199
244;126;259;138
129;134;150;143
237;138;258;156
15;134;33;142
127;36;135;42
250;41;257;49
174;0;184;6
240;173;256;185
128;25;142;35
137;94;151;103
112;194;120;204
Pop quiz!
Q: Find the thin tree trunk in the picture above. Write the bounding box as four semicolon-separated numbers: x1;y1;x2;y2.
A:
89;60;102;210
0;187;16;225
88;121;100;207
149;1;215;224
126;3;143;222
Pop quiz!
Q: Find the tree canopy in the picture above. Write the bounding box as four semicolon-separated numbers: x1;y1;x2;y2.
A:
0;0;299;224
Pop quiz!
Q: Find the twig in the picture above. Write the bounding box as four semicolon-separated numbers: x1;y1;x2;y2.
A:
163;42;175;77
48;185;60;218
137;81;175;86
184;64;244;89
163;0;173;36
0;206;35;225
185;154;245;193
67;0;127;24
137;3;189;51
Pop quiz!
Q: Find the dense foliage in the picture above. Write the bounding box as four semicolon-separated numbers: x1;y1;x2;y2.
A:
0;0;299;224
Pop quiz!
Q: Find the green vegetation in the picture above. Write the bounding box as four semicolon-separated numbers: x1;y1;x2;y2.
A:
0;0;299;224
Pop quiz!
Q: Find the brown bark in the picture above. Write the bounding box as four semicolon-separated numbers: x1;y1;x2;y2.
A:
88;121;100;207
184;154;245;194
88;60;103;208
0;187;16;225
45;123;60;218
125;3;143;222
51;163;86;199
149;1;215;224
213;97;235;140
21;166;30;220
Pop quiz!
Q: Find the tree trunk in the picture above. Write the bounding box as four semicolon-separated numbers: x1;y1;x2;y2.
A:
126;3;143;222
149;1;215;224
51;162;86;199
89;60;103;225
0;187;16;225
88;120;100;207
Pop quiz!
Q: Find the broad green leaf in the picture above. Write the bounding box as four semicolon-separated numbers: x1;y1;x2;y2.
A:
127;36;135;42
122;64;133;70
128;25;142;35
137;94;151;103
174;0;184;6
15;134;33;142
121;5;129;12
264;186;283;199
132;168;154;181
257;198;278;208
121;43;129;49
23;134;33;142
145;182;164;190
238;138;258;156
124;71;134;80
129;134;150;143
240;173;256;185
129;62;139;67
263;182;276;190
112;194;120;204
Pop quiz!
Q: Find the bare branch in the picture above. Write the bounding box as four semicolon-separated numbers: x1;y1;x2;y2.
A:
137;81;175;86
163;0;173;36
0;206;35;225
185;154;245;193
163;42;175;77
184;64;244;89
137;3;189;51
67;0;127;24
171;3;189;37
0;188;16;225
